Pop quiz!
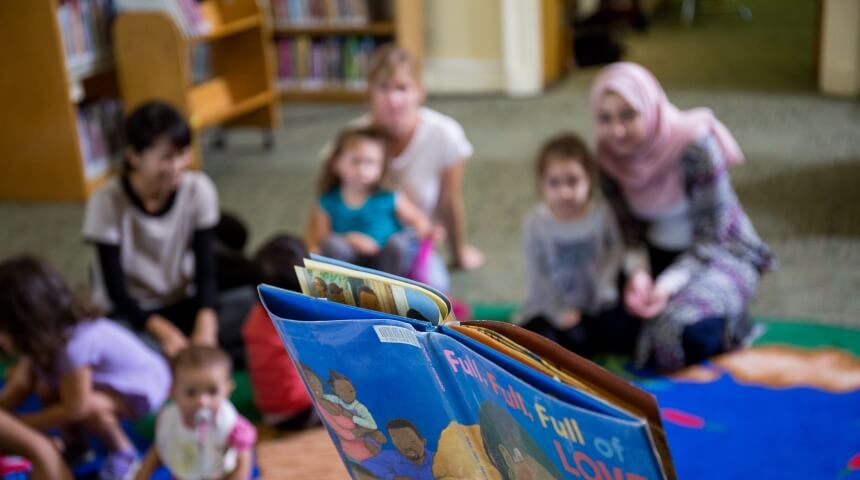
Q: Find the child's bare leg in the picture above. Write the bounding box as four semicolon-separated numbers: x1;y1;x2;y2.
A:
80;390;134;454
0;410;72;480
83;390;139;478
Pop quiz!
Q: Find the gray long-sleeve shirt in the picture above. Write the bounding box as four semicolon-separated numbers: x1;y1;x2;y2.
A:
517;198;624;328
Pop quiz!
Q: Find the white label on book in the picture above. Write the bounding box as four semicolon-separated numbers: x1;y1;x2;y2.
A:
373;325;420;348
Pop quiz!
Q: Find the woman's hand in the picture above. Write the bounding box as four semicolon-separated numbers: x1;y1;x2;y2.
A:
147;315;188;357
345;233;380;256
624;270;669;319
557;309;582;330
191;308;218;347
453;244;485;271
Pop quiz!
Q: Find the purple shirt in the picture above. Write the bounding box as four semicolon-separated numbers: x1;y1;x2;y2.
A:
50;318;171;417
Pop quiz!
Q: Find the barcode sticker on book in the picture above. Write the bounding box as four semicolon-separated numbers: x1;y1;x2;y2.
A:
373;325;421;348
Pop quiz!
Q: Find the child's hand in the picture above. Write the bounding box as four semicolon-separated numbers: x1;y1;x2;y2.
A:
557;310;582;330
642;287;670;320
624;270;654;318
428;224;446;243
344;233;380;256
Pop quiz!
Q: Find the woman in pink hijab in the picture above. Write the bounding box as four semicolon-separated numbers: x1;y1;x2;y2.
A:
590;62;774;371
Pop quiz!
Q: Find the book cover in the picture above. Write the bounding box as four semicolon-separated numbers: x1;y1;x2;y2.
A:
259;257;676;480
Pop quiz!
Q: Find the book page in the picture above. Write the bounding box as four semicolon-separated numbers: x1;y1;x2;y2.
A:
300;258;448;322
295;265;442;324
425;334;668;479
455;322;676;479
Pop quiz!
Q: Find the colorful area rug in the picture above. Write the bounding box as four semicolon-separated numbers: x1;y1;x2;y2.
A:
471;305;860;480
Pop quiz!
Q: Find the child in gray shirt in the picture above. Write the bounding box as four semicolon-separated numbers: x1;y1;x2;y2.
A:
516;133;635;356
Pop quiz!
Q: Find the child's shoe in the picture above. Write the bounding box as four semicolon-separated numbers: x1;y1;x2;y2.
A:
99;450;139;480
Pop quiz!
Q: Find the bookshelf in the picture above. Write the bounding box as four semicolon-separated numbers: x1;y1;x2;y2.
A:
0;0;122;202
113;0;280;167
270;0;423;102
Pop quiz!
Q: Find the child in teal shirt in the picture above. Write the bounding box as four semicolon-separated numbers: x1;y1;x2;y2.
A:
306;126;444;288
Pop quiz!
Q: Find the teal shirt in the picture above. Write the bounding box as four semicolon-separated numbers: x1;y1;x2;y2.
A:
320;189;402;246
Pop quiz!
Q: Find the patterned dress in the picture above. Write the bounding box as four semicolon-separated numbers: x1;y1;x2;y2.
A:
603;134;776;370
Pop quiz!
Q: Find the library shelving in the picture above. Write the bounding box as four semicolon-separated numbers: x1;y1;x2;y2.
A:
270;0;423;102
113;0;280;167
0;0;122;201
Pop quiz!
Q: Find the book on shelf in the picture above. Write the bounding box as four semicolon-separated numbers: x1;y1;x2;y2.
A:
259;256;677;479
76;99;124;179
56;0;115;78
277;35;377;90
272;0;371;26
114;0;210;38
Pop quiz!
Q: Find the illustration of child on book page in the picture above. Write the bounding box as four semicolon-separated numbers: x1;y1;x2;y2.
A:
325;370;388;456
300;365;376;461
479;401;562;480
312;276;328;298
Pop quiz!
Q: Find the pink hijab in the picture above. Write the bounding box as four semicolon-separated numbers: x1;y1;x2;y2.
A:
590;62;744;214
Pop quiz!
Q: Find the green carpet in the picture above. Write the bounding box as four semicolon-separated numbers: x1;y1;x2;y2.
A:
469;304;860;356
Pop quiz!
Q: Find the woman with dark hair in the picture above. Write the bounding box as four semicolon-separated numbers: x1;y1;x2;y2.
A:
82;101;223;357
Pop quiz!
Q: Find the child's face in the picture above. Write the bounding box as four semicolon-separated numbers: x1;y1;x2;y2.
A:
594;91;647;157
127;136;191;191
358;290;379;310
172;364;233;425
312;277;327;297
390;426;426;464
332;377;356;403
370;66;425;135
541;156;591;220
304;370;324;398
334;138;385;192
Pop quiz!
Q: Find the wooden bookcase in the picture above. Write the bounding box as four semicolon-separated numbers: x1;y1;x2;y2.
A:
113;0;280;167
271;0;423;102
0;1;119;202
541;0;575;87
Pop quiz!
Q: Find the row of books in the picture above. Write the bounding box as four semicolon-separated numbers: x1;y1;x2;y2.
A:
277;36;380;90
271;0;373;26
76;99;124;179
114;0;210;38
57;0;115;77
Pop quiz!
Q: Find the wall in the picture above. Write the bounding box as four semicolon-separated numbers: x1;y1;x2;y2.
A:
422;0;506;93
819;0;860;97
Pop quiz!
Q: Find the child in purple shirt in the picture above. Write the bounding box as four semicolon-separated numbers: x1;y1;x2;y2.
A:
0;256;171;480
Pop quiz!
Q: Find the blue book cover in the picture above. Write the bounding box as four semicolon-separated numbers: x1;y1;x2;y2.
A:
260;261;675;480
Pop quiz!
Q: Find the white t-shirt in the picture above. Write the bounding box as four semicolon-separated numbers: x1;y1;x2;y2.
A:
82;172;219;311
351;107;473;216
155;401;239;480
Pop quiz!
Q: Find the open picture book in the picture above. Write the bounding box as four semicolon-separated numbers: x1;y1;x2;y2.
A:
259;255;677;480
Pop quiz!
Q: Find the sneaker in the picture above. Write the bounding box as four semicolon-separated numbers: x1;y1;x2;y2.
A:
99;450;140;480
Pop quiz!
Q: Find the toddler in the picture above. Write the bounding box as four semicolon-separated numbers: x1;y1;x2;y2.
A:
137;346;256;480
305;126;444;289
516;133;636;356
